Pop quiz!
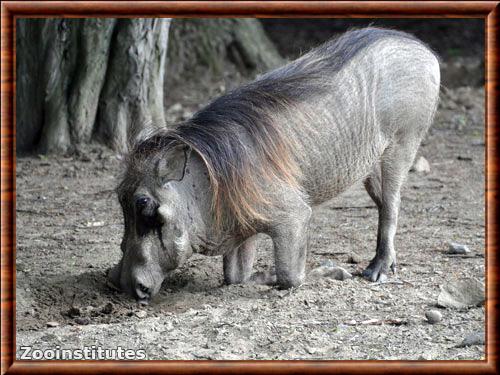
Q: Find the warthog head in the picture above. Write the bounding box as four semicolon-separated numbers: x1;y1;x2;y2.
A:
108;143;210;304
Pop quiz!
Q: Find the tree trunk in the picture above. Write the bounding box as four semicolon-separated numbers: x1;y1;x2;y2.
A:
38;19;117;154
16;18;282;155
167;18;283;87
68;19;116;146
95;19;170;152
16;19;45;153
16;18;169;154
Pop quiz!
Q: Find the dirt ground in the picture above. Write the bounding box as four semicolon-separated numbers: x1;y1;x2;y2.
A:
15;80;485;360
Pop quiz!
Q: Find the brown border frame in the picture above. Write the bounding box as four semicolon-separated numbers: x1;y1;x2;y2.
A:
1;1;498;374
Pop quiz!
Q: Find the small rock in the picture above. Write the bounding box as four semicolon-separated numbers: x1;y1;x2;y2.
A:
46;321;59;328
309;265;352;281
328;267;352;281
410;156;431;173
425;310;442;324
347;252;362;264
437;277;485;309
456;330;485;347
85;221;104;227
305;347;318;354
135;310;147;318
447;242;471;255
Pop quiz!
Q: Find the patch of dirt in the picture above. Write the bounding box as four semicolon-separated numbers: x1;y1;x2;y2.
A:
16;82;485;359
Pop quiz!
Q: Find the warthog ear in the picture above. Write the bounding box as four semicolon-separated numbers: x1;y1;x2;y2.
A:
156;145;191;183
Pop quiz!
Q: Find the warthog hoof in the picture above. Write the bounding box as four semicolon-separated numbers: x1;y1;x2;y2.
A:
362;255;396;283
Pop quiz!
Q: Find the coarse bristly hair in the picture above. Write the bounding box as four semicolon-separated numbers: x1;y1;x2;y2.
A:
124;27;435;232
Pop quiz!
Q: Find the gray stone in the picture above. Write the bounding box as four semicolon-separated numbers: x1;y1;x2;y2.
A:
447;242;471;255
437;278;485;309
309;265;352;281
410;156;431;173
425;310;442;324
456;331;485;347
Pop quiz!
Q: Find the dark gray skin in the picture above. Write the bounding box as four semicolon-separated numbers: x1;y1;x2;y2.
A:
108;29;440;304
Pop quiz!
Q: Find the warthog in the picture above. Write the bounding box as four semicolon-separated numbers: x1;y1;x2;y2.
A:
108;27;440;304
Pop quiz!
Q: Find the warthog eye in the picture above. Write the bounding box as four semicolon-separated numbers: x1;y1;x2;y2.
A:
136;196;150;210
135;196;161;231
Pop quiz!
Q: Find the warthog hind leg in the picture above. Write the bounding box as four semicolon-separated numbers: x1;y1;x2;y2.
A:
363;138;421;282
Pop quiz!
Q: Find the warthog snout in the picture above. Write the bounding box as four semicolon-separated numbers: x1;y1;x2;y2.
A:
106;244;165;304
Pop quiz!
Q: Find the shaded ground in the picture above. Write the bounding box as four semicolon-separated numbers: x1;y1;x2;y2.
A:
261;19;485;89
16;83;485;359
261;19;484;61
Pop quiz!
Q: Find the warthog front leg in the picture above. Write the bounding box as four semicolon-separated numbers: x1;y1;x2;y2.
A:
223;235;257;284
269;199;312;289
